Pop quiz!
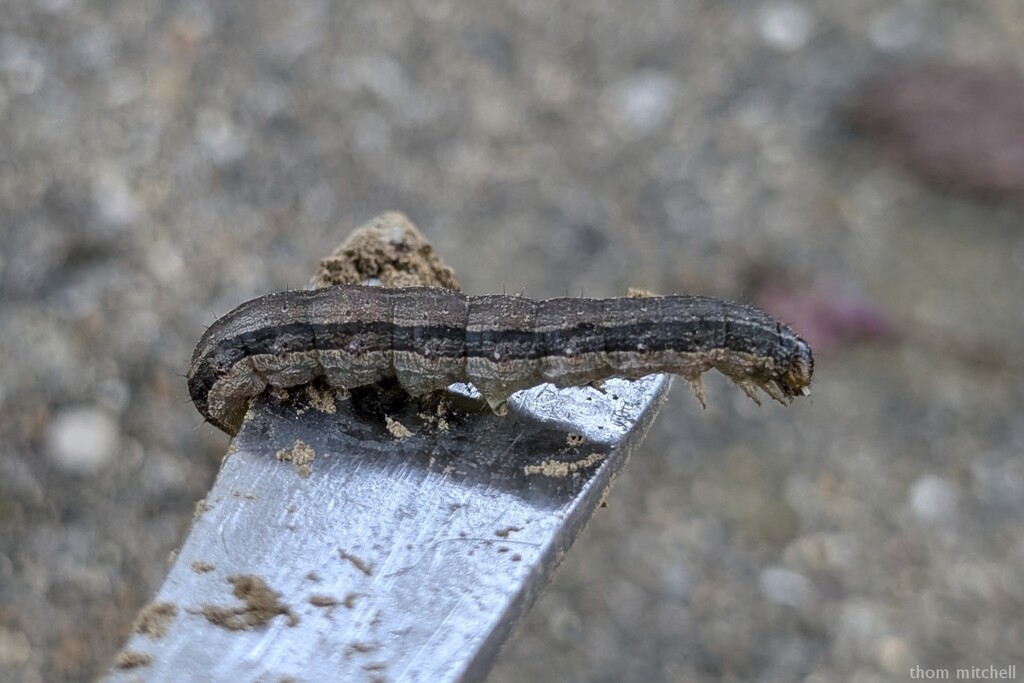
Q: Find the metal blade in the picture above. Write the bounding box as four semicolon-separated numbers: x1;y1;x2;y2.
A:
108;376;670;682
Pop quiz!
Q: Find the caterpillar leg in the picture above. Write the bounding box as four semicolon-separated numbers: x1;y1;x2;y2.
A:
688;376;707;409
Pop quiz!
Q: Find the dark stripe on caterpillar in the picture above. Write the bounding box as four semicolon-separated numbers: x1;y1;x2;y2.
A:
187;285;813;434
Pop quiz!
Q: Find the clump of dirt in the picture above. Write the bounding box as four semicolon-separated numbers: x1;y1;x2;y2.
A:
338;549;374;576
308;594;340;611
275;440;316;465
305;383;339;415
132;602;178;640
275;439;316;478
114;650;154;670
310;212;460;290
385;415;413;439
193;575;299;631
524;452;606;477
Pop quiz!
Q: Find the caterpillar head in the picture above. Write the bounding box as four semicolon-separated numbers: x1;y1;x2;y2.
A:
778;337;814;399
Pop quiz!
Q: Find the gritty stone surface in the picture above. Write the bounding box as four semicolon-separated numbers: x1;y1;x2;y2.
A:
1;1;1022;682
758;566;817;610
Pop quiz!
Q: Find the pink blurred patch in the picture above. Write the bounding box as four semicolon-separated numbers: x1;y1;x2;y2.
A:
848;64;1024;202
755;284;898;354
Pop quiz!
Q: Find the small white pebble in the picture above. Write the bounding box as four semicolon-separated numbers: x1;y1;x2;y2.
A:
46;407;120;474
660;564;692;600
909;475;959;522
758;566;816;609
875;635;912;673
196;109;248;163
835;600;885;659
604;71;678;134
758;2;815;52
145;239;186;284
92;168;143;226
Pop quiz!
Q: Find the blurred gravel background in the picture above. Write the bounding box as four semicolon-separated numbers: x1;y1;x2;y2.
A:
2;1;1023;681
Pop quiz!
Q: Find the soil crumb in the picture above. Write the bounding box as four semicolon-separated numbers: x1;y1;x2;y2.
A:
524;452;606;477
194;574;299;630
132;602;178;640
191;560;216;574
385;415;413;439
310;212;460;290
417;396;451;432
305;383;339;415
494;526;522;539
338;549;373;576
346;641;380;657
114;650;154;670
276;439;316;477
309;594;339;608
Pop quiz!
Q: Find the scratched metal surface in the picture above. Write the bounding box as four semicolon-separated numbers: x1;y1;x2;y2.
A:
107;376;669;682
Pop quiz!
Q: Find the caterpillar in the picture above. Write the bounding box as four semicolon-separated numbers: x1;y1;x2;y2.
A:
187;285;814;434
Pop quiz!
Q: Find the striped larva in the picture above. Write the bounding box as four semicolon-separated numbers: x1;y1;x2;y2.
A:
187;285;813;434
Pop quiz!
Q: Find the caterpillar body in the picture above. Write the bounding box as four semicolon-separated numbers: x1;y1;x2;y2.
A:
187;285;813;434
